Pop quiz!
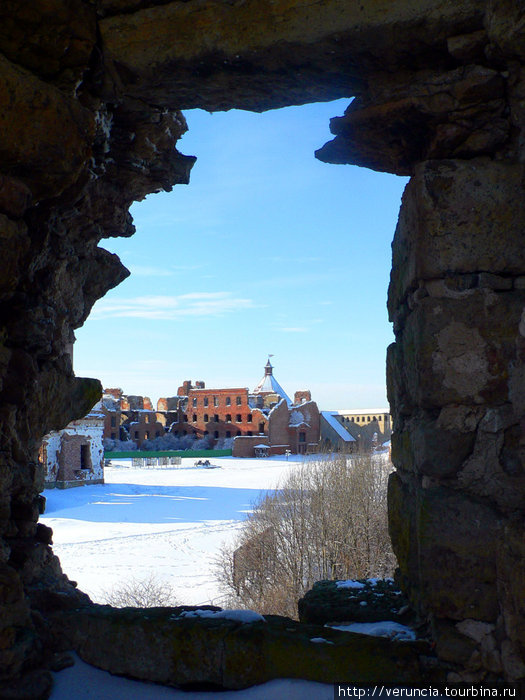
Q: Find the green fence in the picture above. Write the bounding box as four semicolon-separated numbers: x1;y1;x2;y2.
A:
105;449;232;459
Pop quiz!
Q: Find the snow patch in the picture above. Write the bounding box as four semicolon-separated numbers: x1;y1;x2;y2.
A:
177;609;266;623
326;621;416;642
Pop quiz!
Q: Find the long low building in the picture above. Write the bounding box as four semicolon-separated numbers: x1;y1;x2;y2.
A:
320;408;392;452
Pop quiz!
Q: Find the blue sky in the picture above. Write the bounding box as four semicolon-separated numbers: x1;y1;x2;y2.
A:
74;99;408;410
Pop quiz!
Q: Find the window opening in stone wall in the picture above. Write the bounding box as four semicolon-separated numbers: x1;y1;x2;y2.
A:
49;99;405;613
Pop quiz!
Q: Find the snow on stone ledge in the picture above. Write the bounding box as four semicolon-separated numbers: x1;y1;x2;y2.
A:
175;609;266;623
335;580;366;589
326;621;416;642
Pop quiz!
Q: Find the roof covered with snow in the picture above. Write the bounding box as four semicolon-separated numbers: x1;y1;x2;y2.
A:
253;359;292;405
321;411;356;442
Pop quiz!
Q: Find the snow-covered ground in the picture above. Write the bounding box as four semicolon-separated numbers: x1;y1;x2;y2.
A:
42;455;304;605
43;454;426;700
51;656;334;699
44;455;338;698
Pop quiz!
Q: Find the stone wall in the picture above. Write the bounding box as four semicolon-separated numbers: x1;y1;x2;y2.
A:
0;0;524;694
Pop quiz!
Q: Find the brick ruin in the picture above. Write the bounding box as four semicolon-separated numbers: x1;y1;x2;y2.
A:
102;360;320;455
0;0;524;694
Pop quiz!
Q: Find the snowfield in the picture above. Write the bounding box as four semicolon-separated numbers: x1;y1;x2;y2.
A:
42;455;305;605
44;455;338;698
43;453;425;699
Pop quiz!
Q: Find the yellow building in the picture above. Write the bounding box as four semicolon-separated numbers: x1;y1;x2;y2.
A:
334;409;392;436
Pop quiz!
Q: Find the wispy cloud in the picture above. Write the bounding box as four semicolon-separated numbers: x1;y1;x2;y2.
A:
91;292;256;320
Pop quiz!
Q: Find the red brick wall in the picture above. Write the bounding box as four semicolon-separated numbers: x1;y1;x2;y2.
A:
294;390;311;404
57;434;89;481
183;388;266;441
232;436;270;458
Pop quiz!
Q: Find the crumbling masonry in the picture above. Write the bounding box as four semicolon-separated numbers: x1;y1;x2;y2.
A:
0;0;524;694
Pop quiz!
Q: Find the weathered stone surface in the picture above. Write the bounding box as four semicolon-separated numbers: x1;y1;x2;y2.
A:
316;67;509;174
389;474;500;622
298;579;410;626
388;159;525;314
100;0;483;111
54;604;431;688
389;293;525;409
0;54;95;200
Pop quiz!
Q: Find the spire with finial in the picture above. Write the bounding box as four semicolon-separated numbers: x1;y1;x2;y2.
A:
253;356;291;405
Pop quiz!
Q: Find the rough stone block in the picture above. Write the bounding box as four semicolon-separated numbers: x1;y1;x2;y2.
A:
55;604;429;688
388;159;525;314
389;474;500;622
390;293;525;408
0;54;94;200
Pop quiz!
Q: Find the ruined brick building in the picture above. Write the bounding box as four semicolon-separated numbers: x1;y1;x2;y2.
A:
102;360;320;456
39;404;105;489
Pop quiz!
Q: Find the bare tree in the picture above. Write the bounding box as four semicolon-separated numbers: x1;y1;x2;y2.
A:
102;573;178;608
217;454;395;618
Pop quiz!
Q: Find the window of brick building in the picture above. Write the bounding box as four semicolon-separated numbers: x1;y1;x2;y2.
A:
213;396;218;407
236;396;242;406
247;431;253;436
236;430;241;436
299;432;306;443
192;397;197;407
204;397;209;407
134;431;139;439
226;431;231;438
247;414;252;423
259;423;265;433
183;414;188;422
204;414;209;422
145;431;150;440
236;414;242;422
110;416;116;427
226;414;232;422
192;414;197;422
214;431;219;439
226;397;231;406
214;414;219;422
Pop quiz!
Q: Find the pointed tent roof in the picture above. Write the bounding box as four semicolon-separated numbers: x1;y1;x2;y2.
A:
253;359;292;405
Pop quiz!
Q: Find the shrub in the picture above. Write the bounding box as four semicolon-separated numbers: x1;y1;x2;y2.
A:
102;573;178;608
103;438;137;451
217;454;395;618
